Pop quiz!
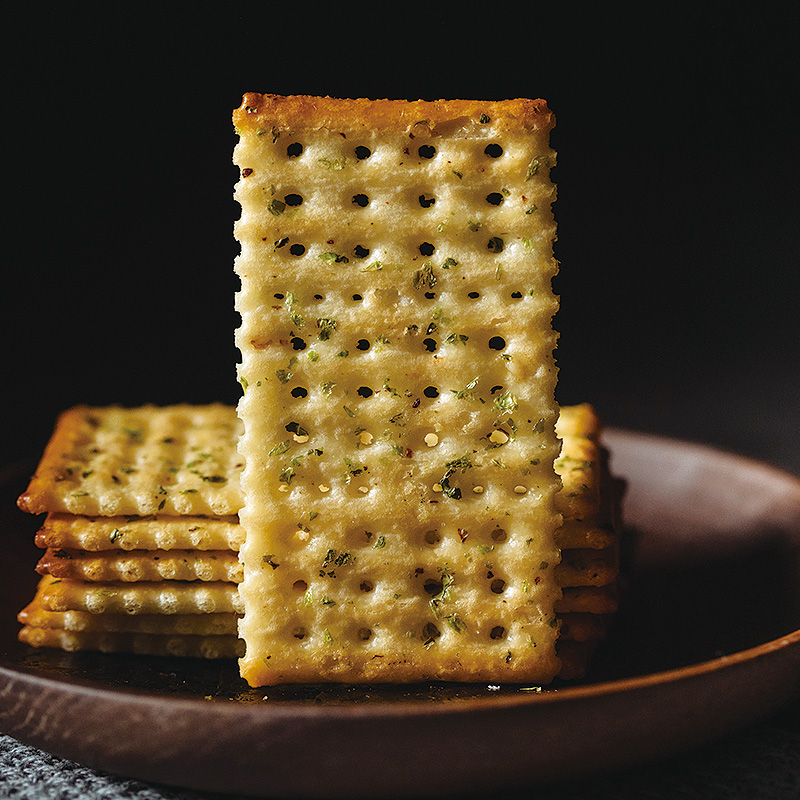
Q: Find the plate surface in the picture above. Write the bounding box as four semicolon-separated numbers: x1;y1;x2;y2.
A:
0;429;799;798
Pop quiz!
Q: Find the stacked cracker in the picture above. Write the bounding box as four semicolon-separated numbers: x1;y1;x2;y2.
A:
16;404;246;659
15;402;619;679
552;403;621;678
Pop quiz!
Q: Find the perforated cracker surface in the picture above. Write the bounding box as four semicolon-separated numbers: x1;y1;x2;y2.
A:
36;548;242;583
19;585;239;634
37;575;242;615
234;95;563;685
35;513;243;551
18;405;243;516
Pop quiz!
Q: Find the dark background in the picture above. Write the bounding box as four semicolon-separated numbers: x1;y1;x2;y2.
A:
3;4;798;474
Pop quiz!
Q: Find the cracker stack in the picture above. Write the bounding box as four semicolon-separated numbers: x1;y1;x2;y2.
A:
15;95;623;685
16;404;246;658
232;95;605;686
15;403;620;680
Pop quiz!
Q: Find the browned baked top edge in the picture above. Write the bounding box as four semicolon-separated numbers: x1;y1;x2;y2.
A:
233;93;554;134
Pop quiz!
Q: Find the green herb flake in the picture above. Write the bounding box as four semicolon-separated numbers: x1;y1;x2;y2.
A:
316;317;337;341
451;376;480;400
285;292;305;327
444;333;469;346
438;454;472;500
382;378;400;396
342;456;366;483
319;251;349;264
200;474;227;484
431;307;451;326
525;155;550;180
373;535;386;549
321;549;354;577
267;198;286;216
445;613;467;633
429;568;454;615
492;390;518;414
555;454;595;472
318;156;346;171
269;440;292;457
413;262;437;290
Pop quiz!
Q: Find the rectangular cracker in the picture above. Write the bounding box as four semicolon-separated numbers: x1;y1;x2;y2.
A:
18;626;242;659
19;585;238;635
35;575;243;615
233;94;563;686
556;585;619;615
32;544;615;588
555;403;618;550
34;513;243;551
17;404;243;516
556;548;618;588
35;548;242;583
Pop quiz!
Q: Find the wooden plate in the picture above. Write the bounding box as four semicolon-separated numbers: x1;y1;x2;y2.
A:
0;428;798;798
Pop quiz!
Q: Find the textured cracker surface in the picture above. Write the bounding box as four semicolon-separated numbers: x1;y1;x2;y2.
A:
27;405;612;554
17;404;243;516
18;626;242;659
18;405;620;676
19;586;238;634
233;95;563;685
35;575;242;615
36;548;242;583
35;513;243;551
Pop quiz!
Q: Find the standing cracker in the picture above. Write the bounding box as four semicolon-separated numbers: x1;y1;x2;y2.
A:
233;94;562;686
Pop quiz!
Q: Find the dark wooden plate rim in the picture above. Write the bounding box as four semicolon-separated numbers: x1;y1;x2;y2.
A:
2;624;798;715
